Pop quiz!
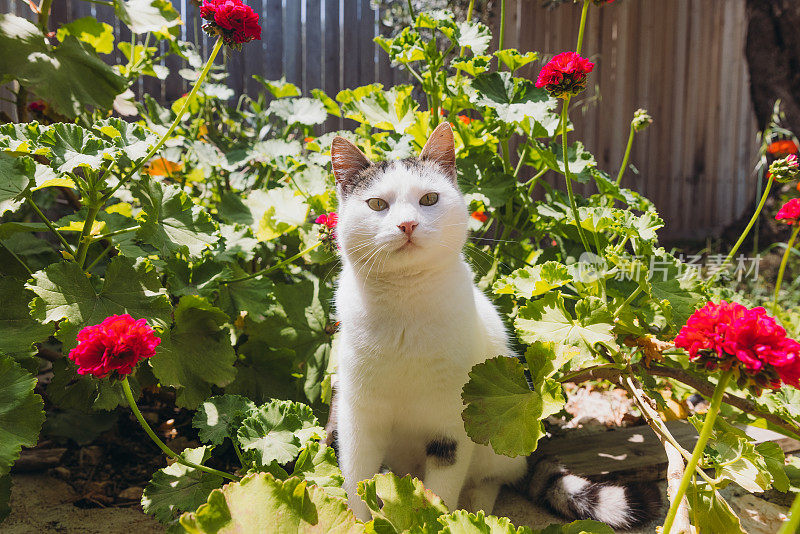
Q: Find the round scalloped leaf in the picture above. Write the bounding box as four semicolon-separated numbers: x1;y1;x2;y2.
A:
193;395;256;446
290;442;345;498
236;400;323;466
142;446;224;524
438;510;532;533
0;354;45;476
356;473;448;532
0;153;35;203
461;356;564;457
180;473;362;533
0;276;54;356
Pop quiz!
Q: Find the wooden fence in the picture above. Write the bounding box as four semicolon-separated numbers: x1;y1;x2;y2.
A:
504;0;760;240
1;0;760;239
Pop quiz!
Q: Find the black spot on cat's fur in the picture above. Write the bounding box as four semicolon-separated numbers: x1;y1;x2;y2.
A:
426;438;457;466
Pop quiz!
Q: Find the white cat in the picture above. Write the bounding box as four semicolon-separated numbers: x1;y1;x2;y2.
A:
330;123;658;529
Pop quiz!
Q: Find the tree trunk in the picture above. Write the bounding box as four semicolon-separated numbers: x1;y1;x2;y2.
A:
745;0;800;132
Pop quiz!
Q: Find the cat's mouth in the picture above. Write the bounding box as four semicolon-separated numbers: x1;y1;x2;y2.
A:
396;239;417;251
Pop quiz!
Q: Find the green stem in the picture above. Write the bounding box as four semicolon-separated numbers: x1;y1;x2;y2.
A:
560;96;592;252
498;0;506;51
121;378;238;481
25;192;76;258
576;0;591;55
772;225;800;315
525;167;548;199
711;177;774;282
613;286;643;318
38;0;53;33
86;242;114;272
662;370;733;534
103;38;224;203
406;0;415;19
615;125;635;186
93;225;141;242
221;241;322;284
778;489;800;534
231;440;247;469
0;240;33;275
75;201;102;268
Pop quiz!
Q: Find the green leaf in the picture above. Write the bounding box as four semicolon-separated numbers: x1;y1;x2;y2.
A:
755;441;789;493
291;442;345;498
535;520;615;534
41;408;117;445
46;358;142;411
56;17;114;54
38;123;114;173
253;76;301;98
438;510;532;533
0;354;45;476
180;473;362;533
515;292;616;354
462;356;564;457
134;179;219;257
193;395;256;446
268;98;327;126
0;16;126;118
0;276;54;356
452;55;492;77
150;296;237;409
493;262;571;299
684;483;746;534
27;256;171;336
237;400;323;466
471;72;555;125
357;473;448;532
458;150;514;208
93;117;157;164
337;84;418;133
494;50;538;73
709;433;771;492
0;153;35;202
143;446;224;524
547;142;597;184
115;0;182;36
455;21;492;55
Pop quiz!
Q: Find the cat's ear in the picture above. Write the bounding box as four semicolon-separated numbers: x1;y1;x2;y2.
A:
419;122;456;181
331;136;371;189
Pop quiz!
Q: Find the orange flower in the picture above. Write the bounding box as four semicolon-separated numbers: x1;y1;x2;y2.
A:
304;137;315;143
471;210;488;222
767;139;798;157
197;123;209;139
458;115;472;124
145;157;183;177
796;181;800;193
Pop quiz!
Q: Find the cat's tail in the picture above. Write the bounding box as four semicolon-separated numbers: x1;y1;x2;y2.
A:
519;456;661;530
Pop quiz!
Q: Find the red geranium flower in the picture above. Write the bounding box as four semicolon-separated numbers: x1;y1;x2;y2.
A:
535;52;594;98
471;210;488;222
674;301;800;393
776;198;800;225
27;100;46;113
200;0;261;48
767;139;798;157
69;315;160;379
458;115;472;125
315;212;338;229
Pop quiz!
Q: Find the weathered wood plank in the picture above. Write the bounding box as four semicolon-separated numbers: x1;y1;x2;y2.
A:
306;0;323;92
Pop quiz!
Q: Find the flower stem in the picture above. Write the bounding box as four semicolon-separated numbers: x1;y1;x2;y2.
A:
662;370;733;534
24;192;76;258
560;96;592;252
221;241;322;284
778;489;800;534
576;0;591;55
0;240;33;275
499;0;507;51
102;37;224;203
772;225;800;316
711;177;774;282
615;124;635;186
121;378;238;481
75;201;102;268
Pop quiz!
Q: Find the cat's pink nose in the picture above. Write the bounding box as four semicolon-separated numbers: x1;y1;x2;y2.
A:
397;221;418;236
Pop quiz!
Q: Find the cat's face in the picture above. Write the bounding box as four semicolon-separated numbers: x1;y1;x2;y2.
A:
332;123;468;275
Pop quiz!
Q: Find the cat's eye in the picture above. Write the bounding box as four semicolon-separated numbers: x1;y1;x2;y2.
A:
367;198;389;211
419;192;439;206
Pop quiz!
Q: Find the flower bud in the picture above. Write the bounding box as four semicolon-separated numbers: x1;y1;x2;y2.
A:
768;154;800;183
631;109;652;132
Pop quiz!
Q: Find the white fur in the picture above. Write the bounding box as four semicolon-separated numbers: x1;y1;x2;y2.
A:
334;159;526;520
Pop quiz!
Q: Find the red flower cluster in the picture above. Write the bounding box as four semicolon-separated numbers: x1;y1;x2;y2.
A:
471;210;488;222
69;315;160;379
200;0;261;48
768;139;798;157
776;198;800;225
28;100;46;113
315;212;338;229
674;301;800;393
535;52;594;98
